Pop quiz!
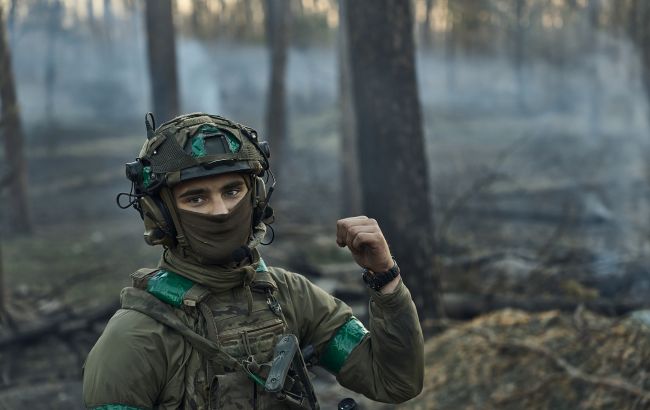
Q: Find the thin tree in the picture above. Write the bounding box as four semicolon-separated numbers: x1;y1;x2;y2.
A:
513;0;528;112
44;0;63;124
337;0;361;216
630;0;650;122
7;0;16;46
421;0;436;48
0;234;5;322
445;0;458;96
103;0;114;48
144;0;180;122
263;0;290;173
345;0;442;323
0;3;32;234
587;0;602;138
87;0;97;32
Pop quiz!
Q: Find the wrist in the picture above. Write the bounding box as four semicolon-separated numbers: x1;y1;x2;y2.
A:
370;258;395;273
379;275;400;294
362;257;400;291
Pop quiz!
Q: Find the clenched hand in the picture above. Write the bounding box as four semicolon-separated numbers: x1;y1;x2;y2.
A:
336;216;399;293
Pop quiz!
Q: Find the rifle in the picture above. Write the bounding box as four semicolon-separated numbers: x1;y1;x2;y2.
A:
265;334;320;409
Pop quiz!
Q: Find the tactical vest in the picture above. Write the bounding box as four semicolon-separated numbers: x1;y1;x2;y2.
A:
120;262;311;410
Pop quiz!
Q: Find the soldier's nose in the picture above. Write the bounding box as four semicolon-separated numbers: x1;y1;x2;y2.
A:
211;199;229;215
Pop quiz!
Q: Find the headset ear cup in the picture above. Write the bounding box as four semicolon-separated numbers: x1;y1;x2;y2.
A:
252;176;267;225
139;196;176;247
255;176;267;206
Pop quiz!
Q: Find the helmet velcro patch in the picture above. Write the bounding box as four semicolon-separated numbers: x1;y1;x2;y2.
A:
189;125;242;159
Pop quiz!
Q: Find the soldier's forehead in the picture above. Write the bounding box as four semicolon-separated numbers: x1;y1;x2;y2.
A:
174;173;247;192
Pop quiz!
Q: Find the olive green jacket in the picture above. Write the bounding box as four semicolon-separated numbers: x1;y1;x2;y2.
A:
82;267;424;409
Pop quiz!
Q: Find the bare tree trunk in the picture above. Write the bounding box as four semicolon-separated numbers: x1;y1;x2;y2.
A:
191;0;209;37
421;0;435;48
103;0;114;47
636;1;650;122
513;0;527;112
0;4;32;234
7;0;16;47
263;0;290;175
144;0;180;122
243;0;253;23
587;0;602;139
445;0;458;97
44;1;63;125
0;237;6;322
87;0;96;31
104;0;114;27
552;32;570;112
337;0;361;217
346;0;442;322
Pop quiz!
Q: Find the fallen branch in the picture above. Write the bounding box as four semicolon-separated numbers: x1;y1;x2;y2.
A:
442;293;647;319
38;265;110;301
334;285;647;319
479;329;650;404
491;374;562;405
0;300;119;349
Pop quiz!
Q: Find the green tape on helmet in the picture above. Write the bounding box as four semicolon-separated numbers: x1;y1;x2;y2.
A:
225;133;241;153
191;135;207;158
142;166;152;188
190;124;241;158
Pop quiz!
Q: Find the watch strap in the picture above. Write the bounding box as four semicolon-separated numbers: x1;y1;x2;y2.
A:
362;258;400;291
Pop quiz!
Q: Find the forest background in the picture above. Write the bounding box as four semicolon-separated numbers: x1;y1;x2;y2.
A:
0;0;649;408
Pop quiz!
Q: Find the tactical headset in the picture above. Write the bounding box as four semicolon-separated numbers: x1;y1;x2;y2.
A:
118;113;275;250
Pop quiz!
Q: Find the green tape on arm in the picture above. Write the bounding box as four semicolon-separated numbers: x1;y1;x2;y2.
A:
146;270;194;307
320;317;369;374
90;405;147;410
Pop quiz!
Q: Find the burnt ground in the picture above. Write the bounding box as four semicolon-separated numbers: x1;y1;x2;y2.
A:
1;106;650;408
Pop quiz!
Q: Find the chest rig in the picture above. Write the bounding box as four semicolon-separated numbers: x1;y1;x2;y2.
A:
121;263;318;410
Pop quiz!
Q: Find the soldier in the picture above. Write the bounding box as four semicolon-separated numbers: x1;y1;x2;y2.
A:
82;113;424;409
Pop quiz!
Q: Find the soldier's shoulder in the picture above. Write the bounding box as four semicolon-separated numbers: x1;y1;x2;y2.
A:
266;265;312;289
103;308;169;340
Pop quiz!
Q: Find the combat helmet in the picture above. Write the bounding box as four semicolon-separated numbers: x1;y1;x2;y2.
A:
119;112;275;249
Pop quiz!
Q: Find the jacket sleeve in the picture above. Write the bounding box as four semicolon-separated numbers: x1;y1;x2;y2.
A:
281;270;424;404
82;309;187;410
334;279;424;403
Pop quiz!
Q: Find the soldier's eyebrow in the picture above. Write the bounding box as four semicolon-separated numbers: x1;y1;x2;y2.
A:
177;188;208;199
221;181;245;191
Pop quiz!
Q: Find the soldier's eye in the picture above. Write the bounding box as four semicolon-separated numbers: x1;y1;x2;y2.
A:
187;196;206;205
224;189;241;198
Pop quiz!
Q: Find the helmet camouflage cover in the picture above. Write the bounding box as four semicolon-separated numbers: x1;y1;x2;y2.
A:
129;112;269;192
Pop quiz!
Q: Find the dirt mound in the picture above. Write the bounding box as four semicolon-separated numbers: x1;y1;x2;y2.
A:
401;308;650;410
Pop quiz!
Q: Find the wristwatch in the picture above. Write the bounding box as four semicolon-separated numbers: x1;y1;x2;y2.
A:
362;258;400;291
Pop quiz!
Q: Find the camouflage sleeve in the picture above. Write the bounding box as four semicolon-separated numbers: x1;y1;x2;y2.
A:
82;309;187;410
329;279;424;403
277;269;423;403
